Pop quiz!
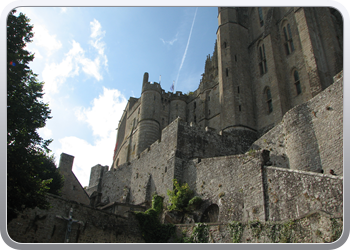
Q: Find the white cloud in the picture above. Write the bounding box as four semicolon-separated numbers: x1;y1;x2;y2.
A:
38;127;53;139
42;40;83;96
32;25;62;56
160;32;178;46
89;19;108;67
90;19;104;39
57;88;128;187
75;87;127;138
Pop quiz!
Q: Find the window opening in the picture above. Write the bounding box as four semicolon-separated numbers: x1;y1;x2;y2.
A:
283;23;295;55
294;70;302;95
266;88;273;113
259;44;267;75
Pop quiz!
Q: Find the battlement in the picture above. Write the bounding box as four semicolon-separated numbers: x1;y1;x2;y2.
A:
142;81;162;94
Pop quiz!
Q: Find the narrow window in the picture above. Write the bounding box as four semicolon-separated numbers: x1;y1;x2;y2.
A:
294;70;302;95
224;42;227;48
138;108;140;114
266;88;273;113
226;68;229;77
208;110;211;115
116;158;119;167
258;7;264;27
283;23;295;55
162;117;164;125
194;115;196;123
259;44;267;75
239;105;242;112
237;86;240;93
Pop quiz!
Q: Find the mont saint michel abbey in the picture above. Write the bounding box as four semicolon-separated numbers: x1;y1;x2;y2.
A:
8;7;344;244
111;7;343;168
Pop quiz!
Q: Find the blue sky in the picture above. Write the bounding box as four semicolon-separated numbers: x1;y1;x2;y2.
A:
14;7;218;187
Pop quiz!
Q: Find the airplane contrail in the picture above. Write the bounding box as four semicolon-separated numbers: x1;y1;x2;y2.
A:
174;8;198;92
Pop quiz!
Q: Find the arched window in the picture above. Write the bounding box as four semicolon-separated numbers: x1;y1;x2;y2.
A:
283;23;295;55
258;43;267;75
294;70;302;95
265;87;273;114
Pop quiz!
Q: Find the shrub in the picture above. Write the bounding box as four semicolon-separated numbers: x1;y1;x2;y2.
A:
167;179;193;212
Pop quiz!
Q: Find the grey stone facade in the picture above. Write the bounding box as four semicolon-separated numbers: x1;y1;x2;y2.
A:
7;7;343;244
85;7;343;226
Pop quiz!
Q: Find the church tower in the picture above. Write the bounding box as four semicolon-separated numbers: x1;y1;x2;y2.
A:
217;7;256;133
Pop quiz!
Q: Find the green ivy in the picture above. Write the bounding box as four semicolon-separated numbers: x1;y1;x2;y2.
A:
248;220;263;238
184;223;209;243
279;220;295;243
133;194;175;243
229;221;244;243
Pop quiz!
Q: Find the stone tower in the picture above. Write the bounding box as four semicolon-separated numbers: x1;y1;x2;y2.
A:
136;73;162;155
217;7;256;133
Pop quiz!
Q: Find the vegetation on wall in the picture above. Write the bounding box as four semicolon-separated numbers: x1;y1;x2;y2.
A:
133;194;175;243
167;179;198;212
183;223;209;243
228;221;244;243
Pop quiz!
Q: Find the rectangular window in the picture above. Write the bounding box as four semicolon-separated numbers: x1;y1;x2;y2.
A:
284;24;295;55
259;44;267;75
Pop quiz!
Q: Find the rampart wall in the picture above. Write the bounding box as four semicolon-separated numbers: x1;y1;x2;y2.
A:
7;194;144;243
265;166;343;222
251;72;343;175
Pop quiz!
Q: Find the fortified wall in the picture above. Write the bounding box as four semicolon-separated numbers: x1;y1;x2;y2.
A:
86;72;343;224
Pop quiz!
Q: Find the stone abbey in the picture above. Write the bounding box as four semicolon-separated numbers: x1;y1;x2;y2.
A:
8;7;344;243
110;7;343;169
84;6;343;224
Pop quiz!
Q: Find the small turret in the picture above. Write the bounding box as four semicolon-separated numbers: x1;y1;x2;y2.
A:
137;73;162;155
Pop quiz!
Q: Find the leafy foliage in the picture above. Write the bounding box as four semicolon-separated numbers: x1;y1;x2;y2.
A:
229;221;244;243
7;10;62;223
133;194;175;243
167;179;194;212
183;223;209;243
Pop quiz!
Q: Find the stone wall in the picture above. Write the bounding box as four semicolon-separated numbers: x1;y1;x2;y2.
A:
170;210;342;243
251;72;343;175
265;166;343;222
182;151;267;223
7;194;144;243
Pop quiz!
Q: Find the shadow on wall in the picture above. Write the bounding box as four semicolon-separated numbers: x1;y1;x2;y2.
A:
200;204;219;222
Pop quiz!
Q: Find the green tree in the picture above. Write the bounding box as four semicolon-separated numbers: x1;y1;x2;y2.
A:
7;9;62;223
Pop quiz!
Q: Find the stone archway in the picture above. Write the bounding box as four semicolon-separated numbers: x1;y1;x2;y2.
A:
200;204;219;223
